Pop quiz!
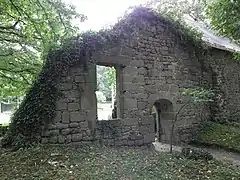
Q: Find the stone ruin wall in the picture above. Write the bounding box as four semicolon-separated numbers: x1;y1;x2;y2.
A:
206;49;240;123
41;14;240;146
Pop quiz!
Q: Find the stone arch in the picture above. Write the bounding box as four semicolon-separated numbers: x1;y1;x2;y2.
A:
151;98;174;143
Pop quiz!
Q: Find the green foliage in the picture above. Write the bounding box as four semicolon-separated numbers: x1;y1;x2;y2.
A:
148;0;207;21
181;87;215;104
0;26;126;149
96;66;116;100
193;121;240;152
0;124;9;137
0;145;240;179
0;0;86;97
206;0;240;43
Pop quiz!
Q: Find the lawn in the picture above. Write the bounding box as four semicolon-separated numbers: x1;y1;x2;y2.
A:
0;144;239;180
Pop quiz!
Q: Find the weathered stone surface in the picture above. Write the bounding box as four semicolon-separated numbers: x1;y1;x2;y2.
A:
54;111;61;123
72;134;83;142
49;136;58;144
56;101;67;110
61;128;71;135
75;75;85;83
42;7;240;148
124;98;137;109
69;123;79;128
79;121;88;128
68;103;80;111
41;138;48;144
66;135;72;143
56;123;68;129
58;136;65;144
62;112;70;124
70;112;84;122
143;133;155;144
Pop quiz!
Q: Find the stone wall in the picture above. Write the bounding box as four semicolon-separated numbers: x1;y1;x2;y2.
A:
41;9;240;146
206;49;240;123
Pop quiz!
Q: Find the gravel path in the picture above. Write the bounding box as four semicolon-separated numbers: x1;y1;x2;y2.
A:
153;142;240;167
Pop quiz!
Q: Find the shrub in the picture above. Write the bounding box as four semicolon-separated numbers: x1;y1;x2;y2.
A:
0;125;9;137
193;121;240;152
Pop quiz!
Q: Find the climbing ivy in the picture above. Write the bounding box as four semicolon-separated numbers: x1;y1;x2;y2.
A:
1;7;209;150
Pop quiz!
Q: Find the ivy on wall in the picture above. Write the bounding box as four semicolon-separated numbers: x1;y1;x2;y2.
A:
1;7;208;150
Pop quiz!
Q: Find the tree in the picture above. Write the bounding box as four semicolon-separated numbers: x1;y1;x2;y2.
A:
147;0;207;21
170;87;215;153
206;0;240;43
96;65;116;101
0;0;86;98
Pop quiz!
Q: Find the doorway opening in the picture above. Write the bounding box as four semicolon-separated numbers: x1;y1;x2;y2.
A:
151;99;174;143
96;65;120;120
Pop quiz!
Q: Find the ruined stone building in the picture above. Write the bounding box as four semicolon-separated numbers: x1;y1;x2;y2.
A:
37;7;240;146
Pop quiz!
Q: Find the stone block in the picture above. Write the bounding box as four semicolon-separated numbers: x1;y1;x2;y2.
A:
49;136;58;144
135;139;144;146
122;118;138;125
58;136;65;144
115;140;124;146
139;126;149;135
56;101;67;110
130;59;144;67
122;67;138;76
68;90;80;98
82;136;94;141
49;130;60;136
137;102;147;110
70;112;85;122
56;123;69;129
60;83;72;90
66;135;72;143
79;121;88;128
62;111;70;123
127;140;135;146
141;116;154;125
61;128;72;135
68;103;80;111
48;124;57;130
129;133;143;140
41;138;48;144
75;75;85;83
124;98;137;109
54;111;62;123
69;123;79;128
72;134;83;142
123;82;140;91
143;133;155;144
71;128;81;134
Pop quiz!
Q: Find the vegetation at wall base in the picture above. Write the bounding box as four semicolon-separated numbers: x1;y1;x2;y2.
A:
192;121;240;153
0;124;9;137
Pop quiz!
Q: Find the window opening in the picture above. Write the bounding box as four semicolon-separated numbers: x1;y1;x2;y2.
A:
96;65;119;120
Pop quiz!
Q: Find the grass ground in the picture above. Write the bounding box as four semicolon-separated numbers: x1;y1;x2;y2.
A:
0;144;239;180
193;121;240;152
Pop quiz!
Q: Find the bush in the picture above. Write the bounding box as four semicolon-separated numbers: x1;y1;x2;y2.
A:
193;121;240;152
0;125;9;137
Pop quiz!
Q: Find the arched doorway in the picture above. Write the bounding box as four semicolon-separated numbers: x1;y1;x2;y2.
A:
151;99;174;143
